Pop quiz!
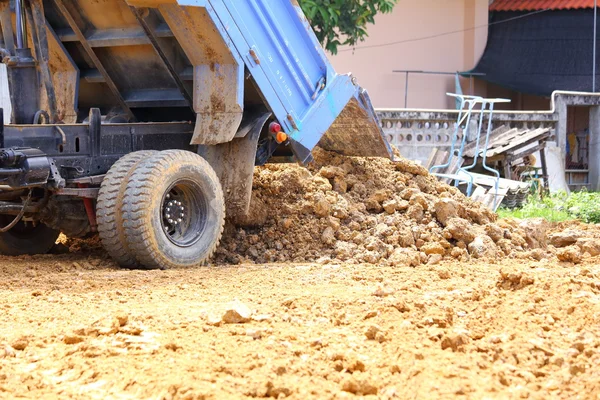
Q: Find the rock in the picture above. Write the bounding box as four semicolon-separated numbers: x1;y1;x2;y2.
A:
11;337;28;351
321;227;336;245
437;267;451;279
116;314;129;327
497;268;535;290
577;238;600;256
365;325;386;342
395;158;428;176
556;246;583;264
246;328;268;340
372;286;395;297
364;311;378;319
333;176;347;194
365;197;383;213
221;301;253;324
383;199;398;214
397;228;415;247
396;200;410;211
444;218;476;244
314;199;331;217
409;193;429;210
441;330;470;351
335;241;357;261
1;344;16;358
63;335;84;345
428;254;443;265
390;298;410;312
434;199;459;226
468;235;497;259
319;166;346;179
341;377;378;396
421;242;445;256
407;204;424;223
549;230;586;247
519;218;549;249
389;248;420;267
485;223;505;242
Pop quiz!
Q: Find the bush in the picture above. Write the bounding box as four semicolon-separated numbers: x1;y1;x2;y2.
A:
498;191;600;223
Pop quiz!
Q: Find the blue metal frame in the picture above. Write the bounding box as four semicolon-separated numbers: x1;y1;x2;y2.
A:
431;94;510;209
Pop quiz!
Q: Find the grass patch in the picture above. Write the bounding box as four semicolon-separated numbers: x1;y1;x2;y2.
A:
498;191;600;223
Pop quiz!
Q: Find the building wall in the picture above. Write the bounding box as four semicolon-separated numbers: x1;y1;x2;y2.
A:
330;0;490;109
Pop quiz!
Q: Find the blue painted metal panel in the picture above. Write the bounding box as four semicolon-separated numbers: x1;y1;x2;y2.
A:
178;0;391;162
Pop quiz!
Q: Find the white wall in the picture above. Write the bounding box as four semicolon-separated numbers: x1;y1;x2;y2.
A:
330;0;490;109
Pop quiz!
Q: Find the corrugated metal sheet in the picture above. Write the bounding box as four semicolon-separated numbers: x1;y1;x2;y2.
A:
490;0;596;11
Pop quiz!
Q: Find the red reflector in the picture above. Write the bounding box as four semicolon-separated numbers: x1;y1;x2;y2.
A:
269;122;282;134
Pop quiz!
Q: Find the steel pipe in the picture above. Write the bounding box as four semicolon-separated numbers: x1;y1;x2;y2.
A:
15;0;27;49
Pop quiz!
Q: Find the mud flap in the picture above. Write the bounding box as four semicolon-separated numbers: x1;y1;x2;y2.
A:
198;111;271;223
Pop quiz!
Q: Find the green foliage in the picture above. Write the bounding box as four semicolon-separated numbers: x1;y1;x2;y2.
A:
298;0;397;54
498;191;600;224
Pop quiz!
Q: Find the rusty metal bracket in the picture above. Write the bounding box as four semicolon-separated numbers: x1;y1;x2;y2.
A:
28;0;59;123
53;0;135;122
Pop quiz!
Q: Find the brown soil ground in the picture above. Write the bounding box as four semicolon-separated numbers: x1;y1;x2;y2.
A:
1;234;600;399
1;151;600;399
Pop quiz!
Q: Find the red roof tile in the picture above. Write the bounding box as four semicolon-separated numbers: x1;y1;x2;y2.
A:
490;0;596;11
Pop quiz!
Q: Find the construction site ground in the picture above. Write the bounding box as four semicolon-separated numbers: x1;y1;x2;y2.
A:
2;151;600;399
1;239;600;400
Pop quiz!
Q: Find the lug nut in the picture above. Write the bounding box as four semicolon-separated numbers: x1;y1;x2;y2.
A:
168;219;174;224
180;213;185;218
166;214;171;219
166;194;171;199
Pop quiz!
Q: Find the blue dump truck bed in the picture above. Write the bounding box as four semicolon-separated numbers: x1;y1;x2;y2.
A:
188;0;393;162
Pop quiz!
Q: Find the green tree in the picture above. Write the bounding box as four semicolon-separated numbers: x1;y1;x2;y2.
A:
299;0;397;54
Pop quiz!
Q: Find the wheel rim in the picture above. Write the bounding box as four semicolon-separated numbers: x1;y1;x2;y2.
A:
160;179;208;247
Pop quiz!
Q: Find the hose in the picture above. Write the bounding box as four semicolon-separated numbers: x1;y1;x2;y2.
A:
0;189;32;233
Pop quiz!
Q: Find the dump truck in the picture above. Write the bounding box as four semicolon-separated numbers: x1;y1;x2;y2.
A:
0;0;392;269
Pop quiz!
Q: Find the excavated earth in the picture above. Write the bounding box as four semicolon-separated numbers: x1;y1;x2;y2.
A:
1;150;600;399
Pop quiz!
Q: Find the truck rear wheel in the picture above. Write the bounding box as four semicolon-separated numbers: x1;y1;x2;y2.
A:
0;218;60;256
97;151;157;267
122;150;225;269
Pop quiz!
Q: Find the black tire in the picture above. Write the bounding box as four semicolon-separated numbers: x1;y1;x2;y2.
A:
122;150;225;269
97;151;157;267
0;218;60;256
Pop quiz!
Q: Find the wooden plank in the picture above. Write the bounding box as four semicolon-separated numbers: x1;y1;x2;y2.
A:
428;149;450;174
464;127;519;158
489;128;532;149
485;187;509;211
462;125;509;156
539;146;549;190
471;185;487;203
486;129;550;158
425;148;440;170
509;142;547;163
441;156;463;184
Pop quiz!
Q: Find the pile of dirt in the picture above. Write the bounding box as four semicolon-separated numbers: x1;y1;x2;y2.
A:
216;149;583;266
